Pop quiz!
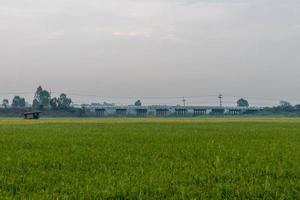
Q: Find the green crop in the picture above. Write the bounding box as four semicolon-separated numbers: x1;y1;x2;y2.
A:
0;118;300;199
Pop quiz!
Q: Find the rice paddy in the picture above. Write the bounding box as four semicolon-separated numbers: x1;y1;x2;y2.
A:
0;118;300;199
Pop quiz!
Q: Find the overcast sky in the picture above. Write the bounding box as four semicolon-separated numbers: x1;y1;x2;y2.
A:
0;0;300;106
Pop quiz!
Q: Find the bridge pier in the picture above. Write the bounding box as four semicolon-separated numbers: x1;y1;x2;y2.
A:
156;109;168;117
194;109;206;116
116;109;127;117
211;108;225;115
228;109;241;115
95;109;105;117
136;109;148;117
175;108;187;117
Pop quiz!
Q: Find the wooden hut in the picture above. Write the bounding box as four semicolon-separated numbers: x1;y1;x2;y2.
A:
24;111;41;120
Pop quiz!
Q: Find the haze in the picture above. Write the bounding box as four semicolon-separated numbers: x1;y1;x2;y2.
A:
1;0;300;106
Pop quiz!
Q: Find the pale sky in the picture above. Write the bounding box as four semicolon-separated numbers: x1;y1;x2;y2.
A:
0;0;300;106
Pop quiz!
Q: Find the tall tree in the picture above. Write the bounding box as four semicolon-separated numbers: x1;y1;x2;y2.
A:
58;93;72;110
134;100;142;106
12;96;25;108
50;97;58;110
237;98;249;107
295;104;300;110
2;99;9;108
280;101;292;108
279;101;294;112
32;99;39;109
33;86;51;109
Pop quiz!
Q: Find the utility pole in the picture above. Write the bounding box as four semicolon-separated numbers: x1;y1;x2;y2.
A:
182;97;186;107
218;94;223;107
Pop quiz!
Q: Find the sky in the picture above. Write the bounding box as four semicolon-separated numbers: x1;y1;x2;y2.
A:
0;0;300;106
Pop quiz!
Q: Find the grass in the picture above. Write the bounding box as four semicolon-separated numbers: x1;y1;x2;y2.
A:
1;118;300;199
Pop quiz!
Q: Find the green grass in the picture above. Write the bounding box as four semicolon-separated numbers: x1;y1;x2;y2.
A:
1;118;300;199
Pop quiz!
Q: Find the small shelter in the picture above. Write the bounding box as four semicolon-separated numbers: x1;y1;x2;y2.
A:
24;111;41;120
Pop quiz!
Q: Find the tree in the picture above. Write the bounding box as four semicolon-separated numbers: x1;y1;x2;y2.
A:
2;99;9;108
33;86;43;107
279;101;294;112
12;96;25;108
134;100;142;106
280;101;292;108
58;93;72;110
33;86;51;109
295;104;300;110
237;98;249;107
50;97;58;110
32;99;39;109
78;105;86;117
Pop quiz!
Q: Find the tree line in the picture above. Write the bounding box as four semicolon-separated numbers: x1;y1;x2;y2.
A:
2;86;72;110
1;88;251;109
3;86;300;116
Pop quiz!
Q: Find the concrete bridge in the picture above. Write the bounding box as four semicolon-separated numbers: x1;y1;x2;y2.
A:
94;106;260;117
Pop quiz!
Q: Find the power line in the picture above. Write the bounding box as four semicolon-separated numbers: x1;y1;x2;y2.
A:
0;92;33;95
1;91;300;104
182;97;186;106
218;94;223;107
50;92;218;100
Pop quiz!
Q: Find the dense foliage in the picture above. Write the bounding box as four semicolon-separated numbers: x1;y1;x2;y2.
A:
32;86;72;110
237;98;249;107
134;99;142;106
1;86;74;114
11;96;25;108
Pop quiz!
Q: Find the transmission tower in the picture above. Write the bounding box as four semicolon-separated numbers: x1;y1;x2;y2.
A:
218;94;223;107
182;97;186;107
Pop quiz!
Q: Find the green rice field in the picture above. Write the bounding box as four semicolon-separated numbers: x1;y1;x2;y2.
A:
1;118;300;199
